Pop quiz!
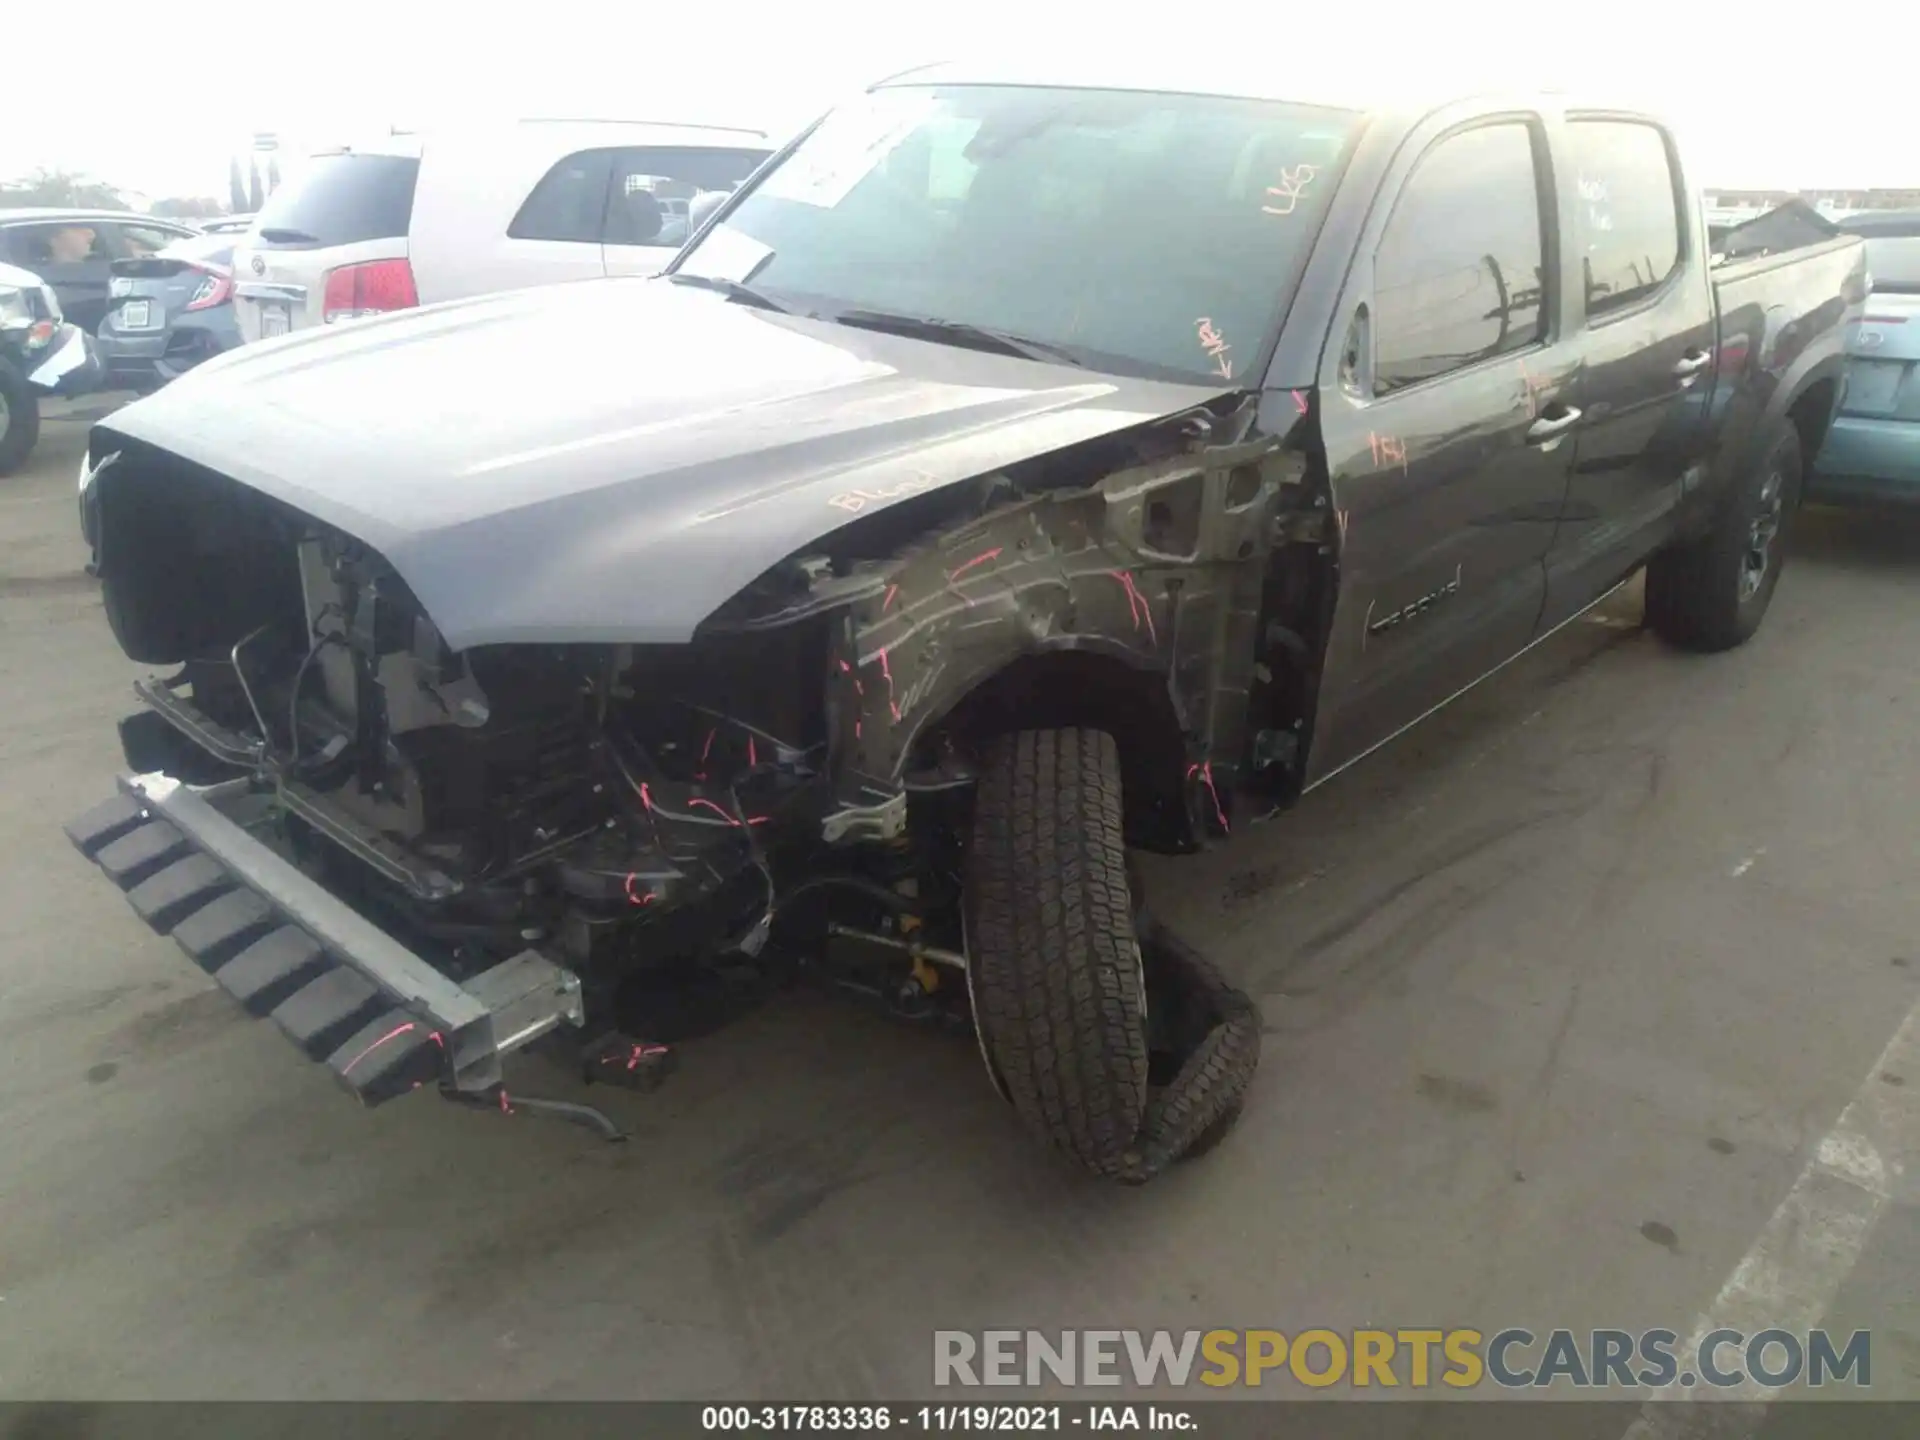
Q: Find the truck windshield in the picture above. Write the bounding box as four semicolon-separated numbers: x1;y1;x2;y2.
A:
673;84;1363;385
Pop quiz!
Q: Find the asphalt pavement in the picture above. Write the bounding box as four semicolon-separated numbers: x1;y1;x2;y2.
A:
2;410;1916;1410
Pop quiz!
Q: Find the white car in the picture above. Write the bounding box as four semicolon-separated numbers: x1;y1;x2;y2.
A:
230;118;773;342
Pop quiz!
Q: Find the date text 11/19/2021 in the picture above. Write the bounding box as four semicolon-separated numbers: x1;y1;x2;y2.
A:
702;1405;1195;1432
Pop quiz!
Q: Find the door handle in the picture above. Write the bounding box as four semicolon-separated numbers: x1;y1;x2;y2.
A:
1526;406;1582;442
1672;350;1713;377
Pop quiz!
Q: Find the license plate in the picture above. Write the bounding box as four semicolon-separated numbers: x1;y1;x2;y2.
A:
1844;359;1908;416
119;300;152;330
259;302;291;338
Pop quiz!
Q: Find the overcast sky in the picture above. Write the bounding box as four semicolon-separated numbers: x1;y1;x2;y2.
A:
9;0;1908;200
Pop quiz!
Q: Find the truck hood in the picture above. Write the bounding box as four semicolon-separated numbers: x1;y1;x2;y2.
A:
96;278;1227;650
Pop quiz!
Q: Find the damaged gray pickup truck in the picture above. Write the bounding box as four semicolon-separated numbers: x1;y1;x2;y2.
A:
68;64;1863;1182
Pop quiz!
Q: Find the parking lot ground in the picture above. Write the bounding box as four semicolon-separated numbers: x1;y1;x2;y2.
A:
2;415;1917;1406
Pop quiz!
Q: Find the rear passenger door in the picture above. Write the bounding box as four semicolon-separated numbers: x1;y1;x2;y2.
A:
1537;116;1716;628
1307;114;1579;786
603;146;771;276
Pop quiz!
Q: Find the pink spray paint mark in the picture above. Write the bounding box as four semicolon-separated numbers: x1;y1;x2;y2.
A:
626;1042;669;1072
1187;761;1230;835
499;1089;513;1114
947;547;1003;583
340;1021;417;1074
1109;571;1158;645
624;873;656;907
748;736;758;768
875;647;901;722
638;782;656;814
687;797;743;827
1291;389;1309;415
882;584;899;612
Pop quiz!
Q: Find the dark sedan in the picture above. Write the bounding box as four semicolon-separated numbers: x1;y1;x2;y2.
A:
95;233;241;391
0;209;200;334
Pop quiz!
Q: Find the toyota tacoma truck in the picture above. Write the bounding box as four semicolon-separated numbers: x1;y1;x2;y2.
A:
67;64;1864;1182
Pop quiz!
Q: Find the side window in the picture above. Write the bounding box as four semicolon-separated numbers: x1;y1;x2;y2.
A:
1373;123;1547;395
509;149;617;243
100;223;188;259
608;146;772;248
6;222;110;267
1567;120;1682;317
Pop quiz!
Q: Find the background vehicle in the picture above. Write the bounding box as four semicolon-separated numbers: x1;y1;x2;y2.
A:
230;119;773;342
96;233;241;392
1809;209;1920;502
0;209;199;334
0;259;101;475
70;72;1859;1183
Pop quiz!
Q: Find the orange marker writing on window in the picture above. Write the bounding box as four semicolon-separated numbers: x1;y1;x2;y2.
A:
1195;317;1234;380
1262;164;1319;216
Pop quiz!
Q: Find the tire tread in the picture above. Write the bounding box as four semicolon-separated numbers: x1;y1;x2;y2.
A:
968;728;1148;1177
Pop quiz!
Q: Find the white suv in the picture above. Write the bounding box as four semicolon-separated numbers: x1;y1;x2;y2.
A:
230;118;772;341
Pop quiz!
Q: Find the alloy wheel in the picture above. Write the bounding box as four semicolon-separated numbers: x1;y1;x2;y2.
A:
1739;467;1785;602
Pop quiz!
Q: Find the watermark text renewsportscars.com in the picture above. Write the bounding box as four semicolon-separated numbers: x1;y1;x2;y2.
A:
933;1328;1872;1391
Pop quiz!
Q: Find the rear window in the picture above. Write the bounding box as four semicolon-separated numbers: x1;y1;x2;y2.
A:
1838;210;1920;239
1840;212;1920;294
1864;236;1920;294
250;153;420;248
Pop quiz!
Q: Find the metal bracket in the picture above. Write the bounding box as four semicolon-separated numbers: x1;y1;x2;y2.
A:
463;950;585;1056
821;789;908;845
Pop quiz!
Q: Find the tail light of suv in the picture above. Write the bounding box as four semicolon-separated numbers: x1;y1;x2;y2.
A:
322;258;418;323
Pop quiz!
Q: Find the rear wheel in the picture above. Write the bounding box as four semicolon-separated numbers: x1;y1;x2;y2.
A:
1645;419;1801;652
0;360;40;477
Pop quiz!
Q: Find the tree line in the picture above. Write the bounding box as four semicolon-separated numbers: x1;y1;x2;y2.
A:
3;155;282;219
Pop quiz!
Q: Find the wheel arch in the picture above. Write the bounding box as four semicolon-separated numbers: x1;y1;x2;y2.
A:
1784;371;1840;485
934;641;1197;853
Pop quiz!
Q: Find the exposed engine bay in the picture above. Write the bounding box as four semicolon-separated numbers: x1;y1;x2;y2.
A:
78;391;1320;1174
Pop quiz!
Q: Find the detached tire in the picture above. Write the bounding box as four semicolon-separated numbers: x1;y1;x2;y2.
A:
966;729;1264;1183
966;729;1149;1178
0;359;39;478
1645;419;1801;652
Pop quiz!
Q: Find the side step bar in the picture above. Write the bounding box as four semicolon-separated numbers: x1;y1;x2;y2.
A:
64;773;583;1106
